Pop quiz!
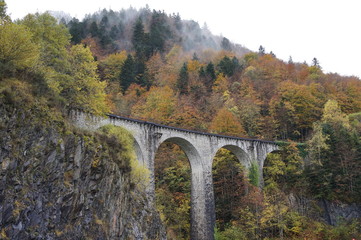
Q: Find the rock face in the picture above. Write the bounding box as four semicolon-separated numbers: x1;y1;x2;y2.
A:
288;193;361;225
0;107;165;239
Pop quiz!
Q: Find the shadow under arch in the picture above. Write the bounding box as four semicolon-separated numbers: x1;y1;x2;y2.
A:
212;144;252;169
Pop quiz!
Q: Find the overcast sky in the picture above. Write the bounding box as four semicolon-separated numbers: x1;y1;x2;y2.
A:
6;0;361;78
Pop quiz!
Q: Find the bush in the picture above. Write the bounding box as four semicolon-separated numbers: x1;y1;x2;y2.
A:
98;125;150;190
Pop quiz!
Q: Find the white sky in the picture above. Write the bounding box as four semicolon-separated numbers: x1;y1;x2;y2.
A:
6;0;361;78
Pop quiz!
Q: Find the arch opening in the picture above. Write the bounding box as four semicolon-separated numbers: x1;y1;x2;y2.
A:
154;137;199;240
212;146;262;238
263;147;299;191
132;138;145;165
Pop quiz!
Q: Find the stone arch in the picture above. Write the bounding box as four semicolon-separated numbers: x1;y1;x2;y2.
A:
132;137;145;165
155;137;209;239
157;137;202;170
260;148;282;187
212;144;252;169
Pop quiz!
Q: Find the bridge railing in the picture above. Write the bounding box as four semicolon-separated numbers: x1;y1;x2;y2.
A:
107;113;278;145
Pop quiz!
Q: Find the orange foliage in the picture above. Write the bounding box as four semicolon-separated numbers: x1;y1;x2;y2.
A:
209;108;246;136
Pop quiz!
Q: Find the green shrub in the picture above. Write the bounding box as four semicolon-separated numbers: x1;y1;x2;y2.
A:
98;125;150;190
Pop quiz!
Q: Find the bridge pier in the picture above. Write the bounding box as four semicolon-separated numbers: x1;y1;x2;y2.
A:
190;161;215;240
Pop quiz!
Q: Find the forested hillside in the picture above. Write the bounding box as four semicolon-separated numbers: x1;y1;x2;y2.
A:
1;1;361;239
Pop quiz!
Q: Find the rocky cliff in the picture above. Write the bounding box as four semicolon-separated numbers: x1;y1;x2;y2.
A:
0;106;165;239
287;192;361;226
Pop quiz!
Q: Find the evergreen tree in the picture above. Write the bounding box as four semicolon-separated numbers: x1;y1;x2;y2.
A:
134;60;149;88
100;15;109;29
192;52;199;61
288;56;294;64
149;10;171;54
109;25;119;40
89;21;99;38
312;57;321;68
177;62;189;94
99;16;111;47
68;18;84;44
119;54;136;92
218;56;237;77
0;0;11;23
258;45;265;56
221;37;232;51
132;18;146;59
202;62;216;92
199;66;206;78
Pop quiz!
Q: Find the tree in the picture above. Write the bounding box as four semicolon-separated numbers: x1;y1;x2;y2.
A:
218;56;237;77
322;99;350;128
89;21;99;37
0;23;39;78
201;62;216;92
209;108;245;136
312;57;320;68
176;62;189;94
192;52;199;61
307;122;330;166
68;18;84;44
109;25;120;40
98;51;127;82
149;10;171;54
221;37;232;51
20;13;71;71
62;44;109;115
270;81;323;140
119;54;136;92
213;149;246;229
306;100;361;203
132;18;147;59
0;0;11;23
288;56;293;64
258;45;265;56
131;86;177;124
212;73;228;94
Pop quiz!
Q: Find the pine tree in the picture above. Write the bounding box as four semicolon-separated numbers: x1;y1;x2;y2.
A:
119;54;136;92
109;25;119;40
221;37;232;51
203;62;216;92
132;18;146;58
68;18;84;44
258;45;265;56
89;21;99;38
149;10;171;54
177;62;189;94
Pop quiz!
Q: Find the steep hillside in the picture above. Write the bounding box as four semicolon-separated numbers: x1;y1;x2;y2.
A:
1;1;361;239
0;94;165;239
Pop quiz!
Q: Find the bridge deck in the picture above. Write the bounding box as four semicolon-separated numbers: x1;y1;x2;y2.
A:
107;113;278;145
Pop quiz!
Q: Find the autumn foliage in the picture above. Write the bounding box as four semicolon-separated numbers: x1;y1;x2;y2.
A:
1;2;361;239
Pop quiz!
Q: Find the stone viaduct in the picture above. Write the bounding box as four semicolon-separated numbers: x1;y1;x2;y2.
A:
71;111;279;240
